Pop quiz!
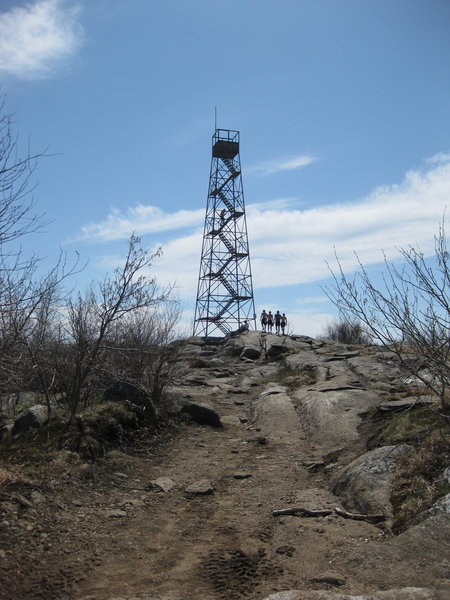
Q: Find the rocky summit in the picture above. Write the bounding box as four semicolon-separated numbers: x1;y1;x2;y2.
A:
0;331;449;600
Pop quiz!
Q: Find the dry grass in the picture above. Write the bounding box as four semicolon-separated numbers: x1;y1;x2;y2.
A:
390;426;450;532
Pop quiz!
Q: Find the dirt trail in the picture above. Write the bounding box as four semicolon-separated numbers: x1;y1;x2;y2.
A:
74;376;385;600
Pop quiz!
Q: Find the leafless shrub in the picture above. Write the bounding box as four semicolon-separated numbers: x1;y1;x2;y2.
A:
321;318;370;344
106;302;182;406
324;216;450;413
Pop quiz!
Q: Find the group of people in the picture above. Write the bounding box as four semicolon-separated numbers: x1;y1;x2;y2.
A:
260;310;287;335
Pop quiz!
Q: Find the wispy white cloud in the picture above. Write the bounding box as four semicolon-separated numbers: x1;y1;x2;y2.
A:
0;0;84;80
75;205;205;242
247;154;318;175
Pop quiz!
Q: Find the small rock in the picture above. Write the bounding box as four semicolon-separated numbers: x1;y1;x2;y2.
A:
15;494;33;508
310;570;346;586
150;477;176;493
254;436;268;445
185;479;214;496
275;545;296;556
233;472;252;479
30;490;46;504
104;509;127;518
303;460;325;471
0;549;6;559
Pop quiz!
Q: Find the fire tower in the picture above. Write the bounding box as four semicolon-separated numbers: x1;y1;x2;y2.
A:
193;129;256;336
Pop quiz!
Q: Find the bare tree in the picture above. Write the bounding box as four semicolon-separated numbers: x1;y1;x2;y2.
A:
324;219;450;413
51;235;176;423
0;97;60;406
0;99;46;248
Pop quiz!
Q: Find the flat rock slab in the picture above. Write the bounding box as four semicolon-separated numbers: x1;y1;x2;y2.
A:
260;384;287;396
185;479;214;496
378;396;435;412
293;388;381;451
261;588;438;600
104;510;127;519
150;477;176;493
308;382;363;392
285;351;326;371
249;391;302;444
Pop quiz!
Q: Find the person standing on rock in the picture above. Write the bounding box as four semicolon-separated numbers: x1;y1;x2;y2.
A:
267;311;274;333
260;310;268;332
275;310;282;335
280;313;287;335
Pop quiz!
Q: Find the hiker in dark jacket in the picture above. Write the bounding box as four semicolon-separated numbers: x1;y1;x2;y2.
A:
275;310;282;334
260;310;268;332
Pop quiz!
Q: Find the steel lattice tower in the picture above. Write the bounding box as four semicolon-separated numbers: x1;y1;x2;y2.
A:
193;129;256;336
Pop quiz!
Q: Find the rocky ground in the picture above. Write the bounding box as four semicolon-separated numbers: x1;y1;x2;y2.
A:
0;331;449;600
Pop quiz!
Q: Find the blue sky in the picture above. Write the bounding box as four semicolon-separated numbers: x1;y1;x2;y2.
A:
1;0;449;337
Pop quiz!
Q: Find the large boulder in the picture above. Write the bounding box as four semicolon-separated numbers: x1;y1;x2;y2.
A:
418;493;450;522
181;401;222;428
222;330;263;359
331;444;412;518
266;343;291;360
103;381;157;424
12;404;48;437
240;345;262;360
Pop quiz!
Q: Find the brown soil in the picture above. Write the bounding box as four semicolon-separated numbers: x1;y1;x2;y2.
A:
0;355;449;599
